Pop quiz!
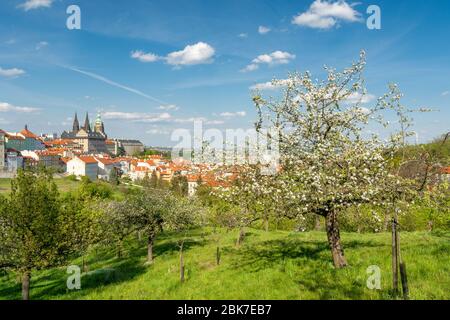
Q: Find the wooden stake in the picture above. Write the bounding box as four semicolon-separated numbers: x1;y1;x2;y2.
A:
400;262;409;300
395;221;410;300
392;218;399;296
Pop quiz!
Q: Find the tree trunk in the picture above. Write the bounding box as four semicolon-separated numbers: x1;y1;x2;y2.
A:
325;211;348;268
82;255;88;273
383;211;390;232
180;245;185;283
117;241;122;259
314;215;322;231
147;236;154;264
236;227;245;247
216;246;221;266
264;216;269;232
22;271;31;301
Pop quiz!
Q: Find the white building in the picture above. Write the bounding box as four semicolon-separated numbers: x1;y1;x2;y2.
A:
95;157;116;180
66;156;98;181
5;150;24;174
0;130;5;170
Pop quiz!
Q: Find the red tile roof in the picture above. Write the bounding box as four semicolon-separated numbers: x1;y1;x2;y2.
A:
77;156;98;164
20;128;38;139
95;157;115;165
60;157;72;164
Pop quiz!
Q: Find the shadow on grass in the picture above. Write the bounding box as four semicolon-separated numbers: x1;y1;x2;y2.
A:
0;236;208;300
0;255;148;300
229;238;384;272
227;237;387;299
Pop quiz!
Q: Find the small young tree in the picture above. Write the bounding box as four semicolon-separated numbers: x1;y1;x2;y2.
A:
131;189;169;264
171;174;189;197
150;170;159;188
60;193;103;272
164;196;204;282
109;168;120;186
0;170;71;300
218;168;273;246
101;200;137;258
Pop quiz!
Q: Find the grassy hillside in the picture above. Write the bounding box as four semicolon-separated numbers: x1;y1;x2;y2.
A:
0;229;448;300
0;177;81;194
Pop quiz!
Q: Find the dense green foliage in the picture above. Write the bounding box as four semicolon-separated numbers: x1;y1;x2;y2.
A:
0;170;73;299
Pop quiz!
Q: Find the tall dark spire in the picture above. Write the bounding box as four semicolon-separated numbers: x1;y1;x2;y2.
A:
73;112;80;132
83;112;91;132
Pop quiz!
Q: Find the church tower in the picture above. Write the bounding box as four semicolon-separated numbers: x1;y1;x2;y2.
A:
83;112;91;132
73;112;80;132
94;112;106;137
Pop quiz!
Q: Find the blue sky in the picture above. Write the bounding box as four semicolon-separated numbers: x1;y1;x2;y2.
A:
0;0;449;146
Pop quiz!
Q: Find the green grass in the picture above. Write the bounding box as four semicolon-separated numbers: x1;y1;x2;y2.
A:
0;229;449;300
0;179;11;194
0;177;81;194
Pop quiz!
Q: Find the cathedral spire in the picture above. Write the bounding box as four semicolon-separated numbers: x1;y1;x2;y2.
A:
73;112;80;132
83;112;91;132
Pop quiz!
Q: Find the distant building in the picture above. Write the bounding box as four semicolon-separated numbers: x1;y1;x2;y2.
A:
21;150;63;169
5;149;24;173
66;156;99;181
116;139;144;156
95;157;116;180
0;130;5;170
61;112;109;154
106;139;118;155
4;126;46;152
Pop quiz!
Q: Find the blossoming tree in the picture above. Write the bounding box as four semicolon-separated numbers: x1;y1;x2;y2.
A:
250;51;414;268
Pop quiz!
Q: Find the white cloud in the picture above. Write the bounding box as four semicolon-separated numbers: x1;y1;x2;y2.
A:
102;111;217;125
131;51;160;63
18;0;53;11
166;42;215;66
146;128;171;135
173;117;206;123
344;92;375;104
158;104;179;111
205;120;225;125
219;111;247;118
238;33;248;38
102;111;172;123
442;91;449;96
36;41;48;50
292;0;361;29
241;64;260;72
250;79;292;90
0;67;26;78
0;102;40;113
241;51;296;72
131;42;215;67
258;26;271;34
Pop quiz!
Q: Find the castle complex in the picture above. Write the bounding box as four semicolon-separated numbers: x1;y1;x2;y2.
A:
61;112;108;154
